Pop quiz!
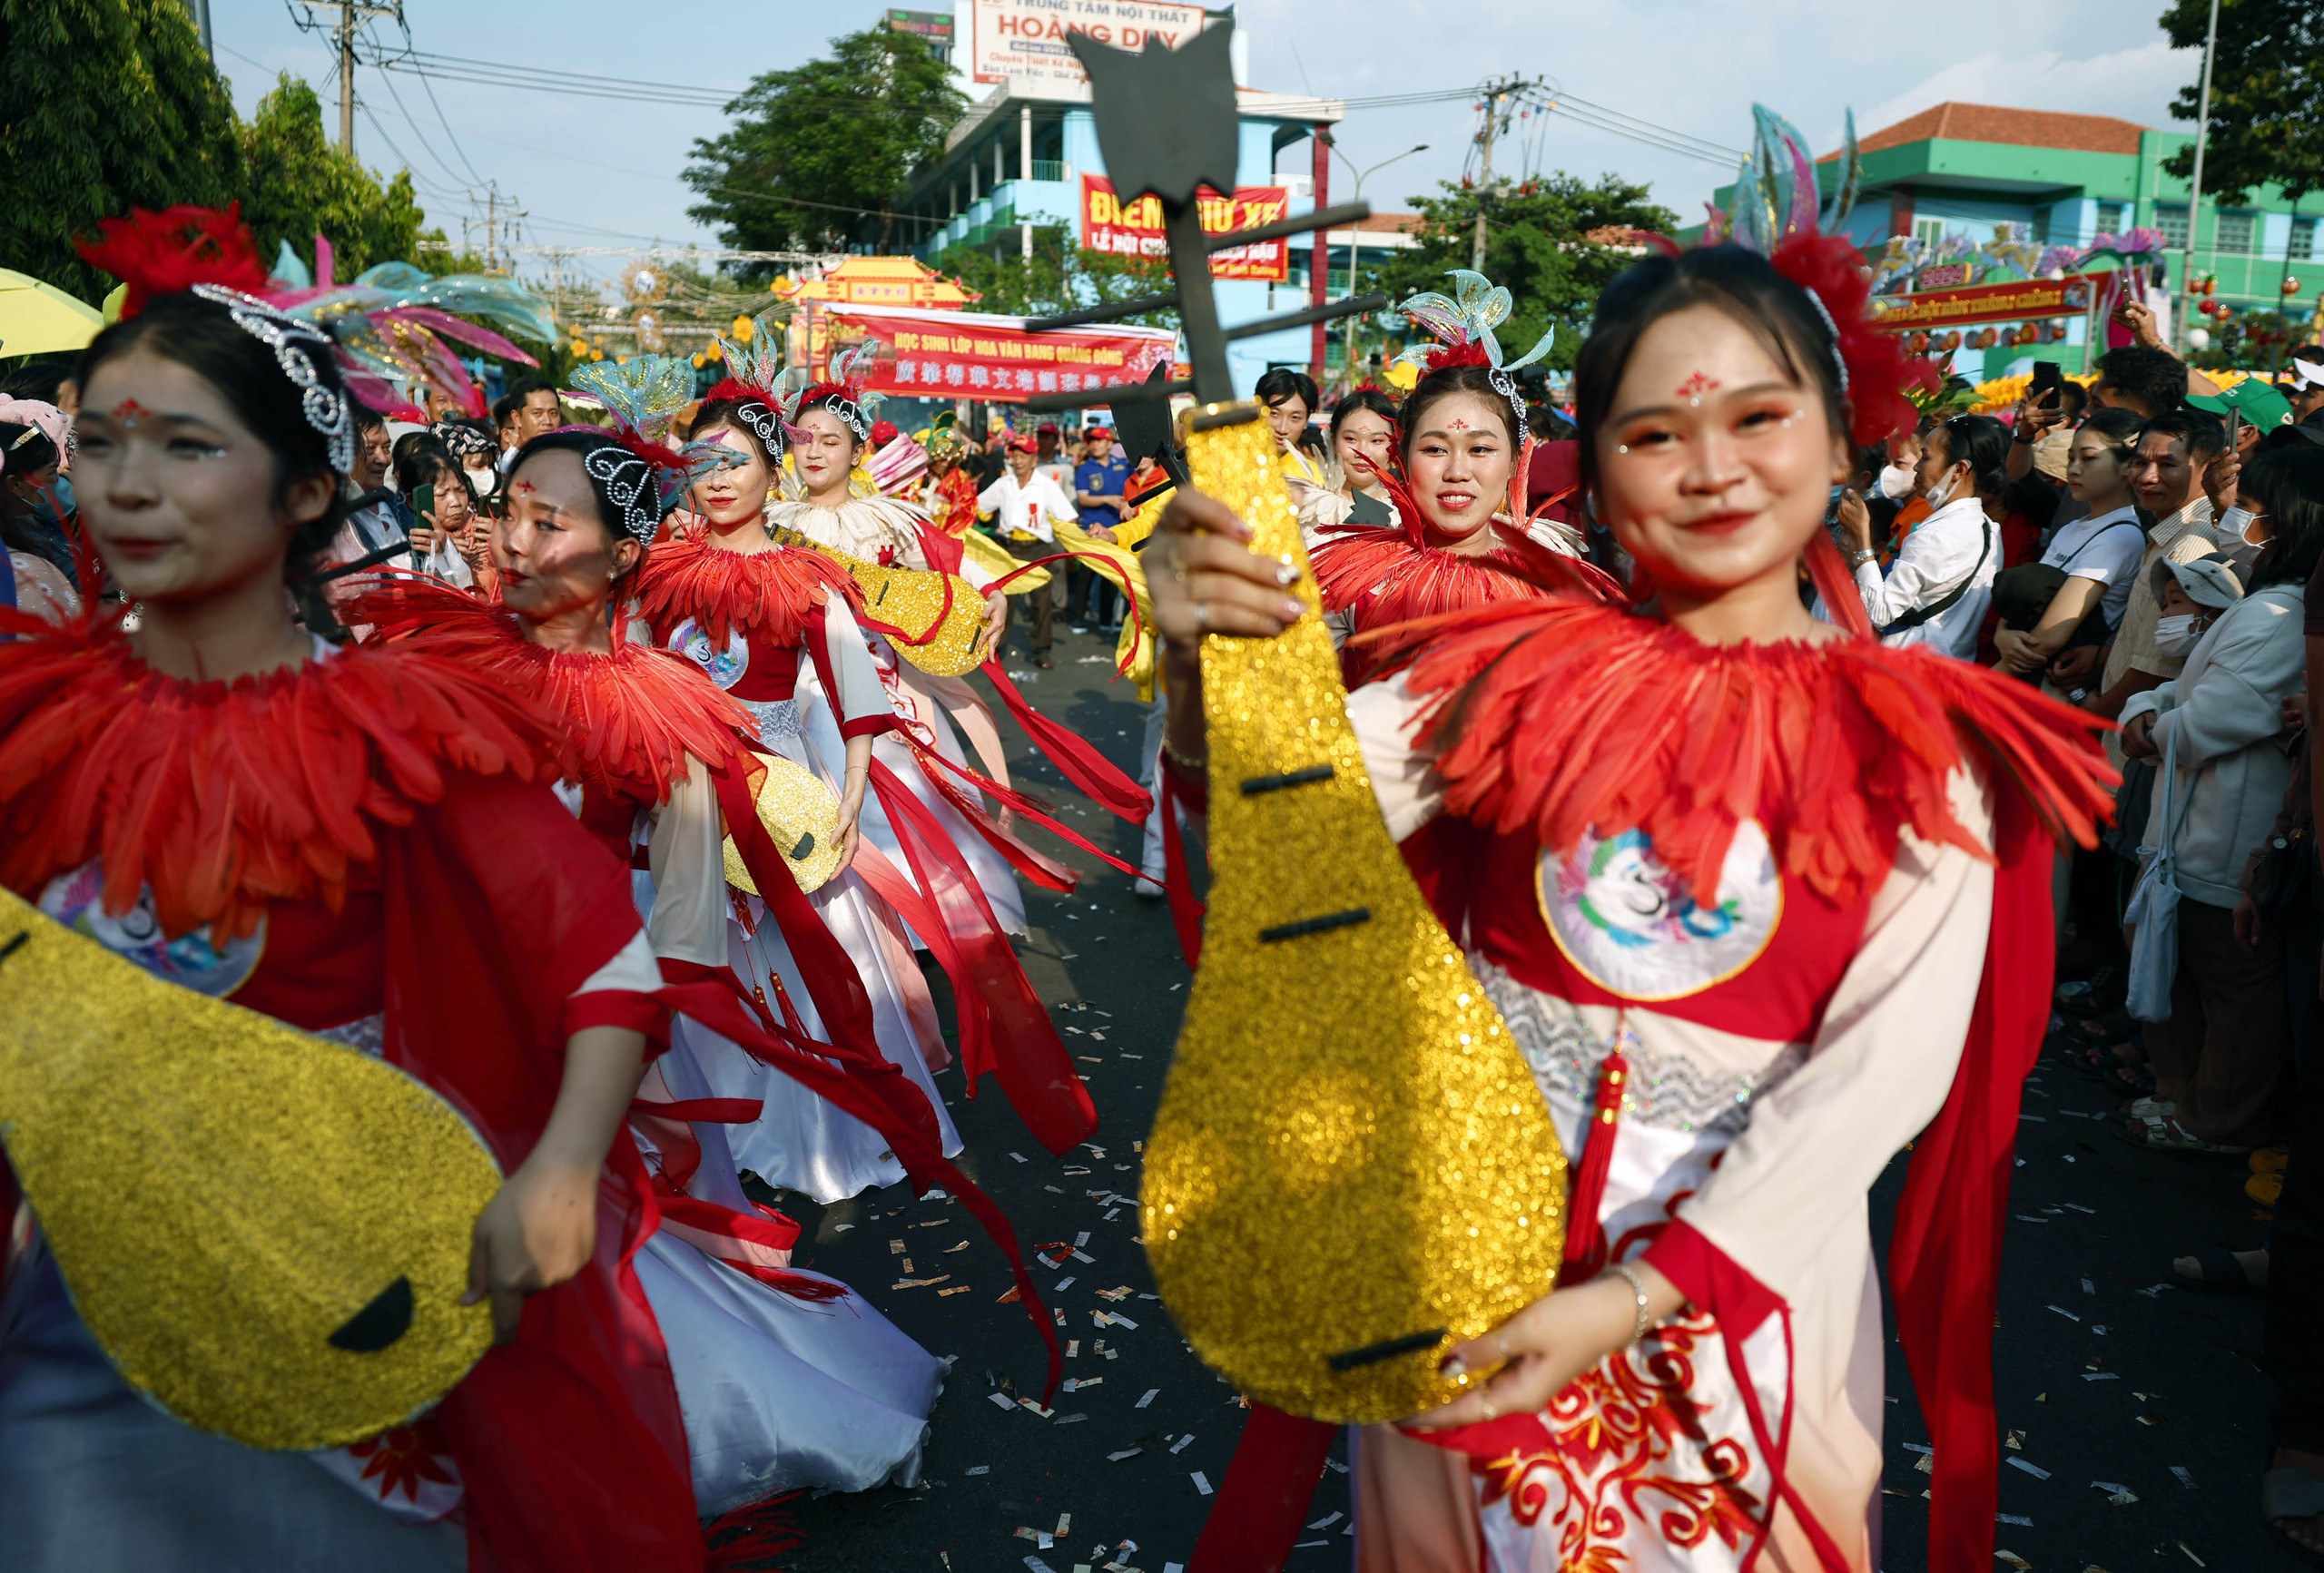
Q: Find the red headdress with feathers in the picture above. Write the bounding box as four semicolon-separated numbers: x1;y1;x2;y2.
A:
75;204;272;319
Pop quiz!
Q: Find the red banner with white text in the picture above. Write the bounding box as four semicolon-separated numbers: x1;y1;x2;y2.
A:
814;302;1178;405
1079;174;1292;282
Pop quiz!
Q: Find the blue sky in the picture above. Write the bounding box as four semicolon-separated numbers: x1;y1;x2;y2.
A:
206;0;2200;288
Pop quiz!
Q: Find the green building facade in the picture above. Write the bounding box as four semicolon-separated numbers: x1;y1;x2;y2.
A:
1710;103;2320;379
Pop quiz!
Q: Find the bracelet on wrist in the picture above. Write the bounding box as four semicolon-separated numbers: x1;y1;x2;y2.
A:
1606;1262;1654;1346
1161;734;1206;775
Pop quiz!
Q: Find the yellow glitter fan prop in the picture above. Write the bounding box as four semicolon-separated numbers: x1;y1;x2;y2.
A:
720;750;844;896
1141;408;1569;1423
0;887;498;1450
770;525;987;677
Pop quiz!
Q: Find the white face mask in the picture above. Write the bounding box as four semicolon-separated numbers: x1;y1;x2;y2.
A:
1877;462;1916;499
2153;614;2204;659
1923;467;1962;510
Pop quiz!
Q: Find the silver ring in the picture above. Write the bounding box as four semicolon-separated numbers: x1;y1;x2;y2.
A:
1195;601;1210;634
1479;1396;1497;1421
1494;1332;1512;1361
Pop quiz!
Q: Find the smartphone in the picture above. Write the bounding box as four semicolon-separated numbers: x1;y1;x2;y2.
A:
410;482;436;519
2226;406;2243;455
2028;360;2063;408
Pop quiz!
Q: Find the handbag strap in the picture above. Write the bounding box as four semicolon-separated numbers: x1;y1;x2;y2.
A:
1881;511;1994;634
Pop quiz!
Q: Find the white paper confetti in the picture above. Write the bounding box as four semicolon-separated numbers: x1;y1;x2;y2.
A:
1191;1471;1212;1496
2171;1465;2196;1489
1137;1388;1159;1408
2006;1458;2050;1480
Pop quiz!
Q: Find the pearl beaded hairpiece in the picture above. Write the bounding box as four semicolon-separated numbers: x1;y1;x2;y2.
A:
190;285;355;474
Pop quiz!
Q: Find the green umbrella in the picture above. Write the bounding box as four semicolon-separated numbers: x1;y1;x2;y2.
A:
0;270;103;357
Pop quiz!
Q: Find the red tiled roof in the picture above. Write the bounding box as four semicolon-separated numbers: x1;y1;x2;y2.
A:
1823;102;2149;161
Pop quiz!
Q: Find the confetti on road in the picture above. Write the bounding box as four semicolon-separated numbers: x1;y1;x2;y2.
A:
1191;1471;1212;1496
2006;1458;2051;1480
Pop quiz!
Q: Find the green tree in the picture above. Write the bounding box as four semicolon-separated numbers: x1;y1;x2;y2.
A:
0;0;244;302
236;74;423;280
933;228;1177;328
1372;172;1679;371
2159;0;2324;204
685;25;964;274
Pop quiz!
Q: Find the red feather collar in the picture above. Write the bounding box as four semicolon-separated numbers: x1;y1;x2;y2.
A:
1314;519;1624;686
350;575;753;805
630;534;859;648
1369;598;2118;905
0;604;554;941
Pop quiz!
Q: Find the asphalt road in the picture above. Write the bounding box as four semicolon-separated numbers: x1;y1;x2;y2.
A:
760;620;2298;1573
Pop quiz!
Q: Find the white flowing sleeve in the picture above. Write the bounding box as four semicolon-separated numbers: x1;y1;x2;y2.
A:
814;592;897;737
641;758;730;968
1648;769;1995;1306
1347;673;1443;843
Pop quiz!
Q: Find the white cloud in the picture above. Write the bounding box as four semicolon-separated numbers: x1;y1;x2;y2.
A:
1855;41;2199;140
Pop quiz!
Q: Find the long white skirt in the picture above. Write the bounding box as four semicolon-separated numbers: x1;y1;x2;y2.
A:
659;695;964;1204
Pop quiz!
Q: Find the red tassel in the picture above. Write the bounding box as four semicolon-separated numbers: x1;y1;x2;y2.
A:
1559;1048;1630;1278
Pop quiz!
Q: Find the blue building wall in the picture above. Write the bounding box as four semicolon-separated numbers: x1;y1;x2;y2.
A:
906;98;1323;402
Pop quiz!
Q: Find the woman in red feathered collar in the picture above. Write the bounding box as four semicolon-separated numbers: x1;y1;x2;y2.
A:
0;214;697;1572
1302;362;1621;688
1145;240;2117;1573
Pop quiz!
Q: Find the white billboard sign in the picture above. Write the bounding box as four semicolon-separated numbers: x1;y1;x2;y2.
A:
966;0;1216;97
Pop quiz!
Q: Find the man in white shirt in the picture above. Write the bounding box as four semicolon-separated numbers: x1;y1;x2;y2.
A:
1843;413;2003;659
980;436;1079;666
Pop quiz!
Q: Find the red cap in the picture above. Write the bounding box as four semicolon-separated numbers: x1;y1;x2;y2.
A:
1007;435;1038;454
1037;422;1059;436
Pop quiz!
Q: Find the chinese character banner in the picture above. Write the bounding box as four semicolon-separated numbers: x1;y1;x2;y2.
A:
816;303;1180;406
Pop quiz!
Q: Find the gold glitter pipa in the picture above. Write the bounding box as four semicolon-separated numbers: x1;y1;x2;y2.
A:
771;526;986;676
0;887;498;1450
1139;406;1569;1424
722;750;845;895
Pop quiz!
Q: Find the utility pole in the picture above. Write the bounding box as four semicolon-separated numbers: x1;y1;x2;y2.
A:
2180;0;2221;355
293;2;399;155
1471;78;1528;271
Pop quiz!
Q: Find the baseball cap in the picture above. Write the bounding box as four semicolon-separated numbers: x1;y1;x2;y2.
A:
1036;422;1059;437
2287;351;2324;390
1007;435;1038;454
2152;552;2245;610
2187;379;2295;431
1084;424;1113;439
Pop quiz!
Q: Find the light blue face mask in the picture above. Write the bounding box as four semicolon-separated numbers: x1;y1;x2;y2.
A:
40;473;74;523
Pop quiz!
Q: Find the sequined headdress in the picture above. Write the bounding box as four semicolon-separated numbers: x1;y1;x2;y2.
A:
701;310;790;456
1391;270;1554;445
786;340;881;444
77;206;356;473
1696;106;1928;448
565;356;737;545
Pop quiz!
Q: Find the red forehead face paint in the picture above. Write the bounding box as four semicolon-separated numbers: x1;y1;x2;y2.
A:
1445;417;1472;431
1677;372;1720;403
110;398;155;423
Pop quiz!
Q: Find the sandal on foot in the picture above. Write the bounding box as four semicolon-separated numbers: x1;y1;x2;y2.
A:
2171;1246;2269;1293
2113;1111;2255;1155
2262;1466;2324;1568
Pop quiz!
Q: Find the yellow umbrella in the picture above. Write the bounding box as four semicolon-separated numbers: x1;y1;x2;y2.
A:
0;270;103;357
